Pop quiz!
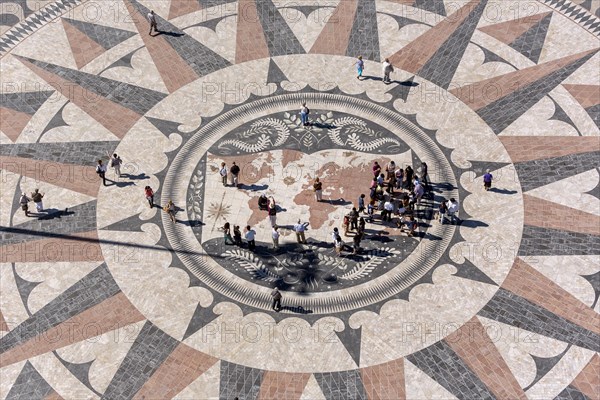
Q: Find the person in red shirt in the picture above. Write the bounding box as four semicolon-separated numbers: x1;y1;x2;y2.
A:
144;186;154;208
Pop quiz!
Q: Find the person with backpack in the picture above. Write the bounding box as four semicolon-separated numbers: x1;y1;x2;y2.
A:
230;162;241;187
19;192;31;216
96;159;107;186
144;186;154;208
300;102;310;126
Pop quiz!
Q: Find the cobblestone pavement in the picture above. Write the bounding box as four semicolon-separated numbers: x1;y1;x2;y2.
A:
1;0;599;399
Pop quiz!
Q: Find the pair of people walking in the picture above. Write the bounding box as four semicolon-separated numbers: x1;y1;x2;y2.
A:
19;189;44;216
354;56;394;83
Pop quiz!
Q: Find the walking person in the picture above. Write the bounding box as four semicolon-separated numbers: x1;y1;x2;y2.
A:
414;181;425;204
144;186;154;208
300;102;310;126
421;161;429;189
31;188;44;212
267;197;277;227
230;162;240;187
349;207;359;231
148;10;159;35
446;198;460;224
483;169;493;191
359;217;366;232
382;58;394;83
271;287;282;312
19;192;31;216
233;225;242;246
353;229;363;255
96;159;107;186
354;56;365;80
294;219;307;244
222;222;235;245
164;200;176;222
272;226;280;249
313;177;323;201
245;225;256;251
395;167;404;190
110;153;123;179
219;162;228;186
367;202;375;223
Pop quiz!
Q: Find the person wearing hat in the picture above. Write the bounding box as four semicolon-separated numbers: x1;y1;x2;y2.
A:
19;192;31;216
31;188;44;212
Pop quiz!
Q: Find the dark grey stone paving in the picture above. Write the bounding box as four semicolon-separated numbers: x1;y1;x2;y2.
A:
555;385;590;400
478;288;600;352
345;0;380;62
585;103;600;129
219;360;264;400
509;12;552;64
417;0;488;90
1;201;98;246
146;116;184;137
525;346;570;391
514;151;600;191
16;56;167;115
406;340;495;400
0;141;119;165
314;370;367;400
128;0;232;78
54;352;99;395
182;303;219;340
197;0;236;8
101;321;179;400
61;17;136;50
550;98;581;135
255;0;305;57
414;0;447;16
266;58;289;86
5;361;56;400
452;258;497;285
40;102;68;135
518;225;600;257
0;264;120;354
0;90;55;115
476;50;598;134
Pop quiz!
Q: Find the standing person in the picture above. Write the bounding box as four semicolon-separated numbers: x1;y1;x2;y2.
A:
148;10;158;35
222;222;235;245
359;217;366;232
230;162;240;187
271;287;282;312
358;194;366;214
382;58;394;83
353;229;363;255
313;177;323;201
272;226;280;249
245;225;256;251
294;219;307;244
483;169;493;191
342;214;350;236
349;207;359;231
355;56;364;80
233;225;242;246
19;192;31;216
421;162;429;189
386;174;396;194
268;197;277;227
377;173;385;186
110;154;123;179
333;228;344;256
414;181;425;204
382;199;394;222
386;161;396;179
395;167;404;190
300;102;310;126
31;188;44;212
219;162;228;186
372;161;382;178
96;159;107;186
144;186;154;208
164;200;176;222
438;198;448;224
404;166;414;191
446;198;460;224
367;202;375;223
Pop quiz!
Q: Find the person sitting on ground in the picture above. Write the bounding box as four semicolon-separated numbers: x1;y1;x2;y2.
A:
258;194;268;211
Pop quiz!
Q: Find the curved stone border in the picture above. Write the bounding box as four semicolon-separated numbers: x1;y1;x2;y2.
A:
162;92;460;315
0;0;88;56
538;0;600;36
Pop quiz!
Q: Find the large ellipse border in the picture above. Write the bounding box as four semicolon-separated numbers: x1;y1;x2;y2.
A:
162;92;460;314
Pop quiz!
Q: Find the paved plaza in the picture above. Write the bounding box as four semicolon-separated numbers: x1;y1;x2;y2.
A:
0;0;599;399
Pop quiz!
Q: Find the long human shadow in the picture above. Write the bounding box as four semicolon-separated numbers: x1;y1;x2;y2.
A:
153;30;184;37
279;305;314;314
489;187;518;195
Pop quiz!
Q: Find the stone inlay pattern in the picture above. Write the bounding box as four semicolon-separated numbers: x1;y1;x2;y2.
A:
0;0;598;398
